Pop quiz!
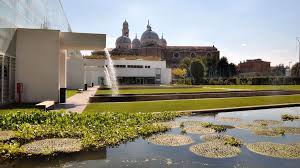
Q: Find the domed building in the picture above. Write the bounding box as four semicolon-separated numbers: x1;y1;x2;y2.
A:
115;36;131;49
131;34;141;49
94;20;220;68
159;34;167;48
141;22;160;47
115;20;131;49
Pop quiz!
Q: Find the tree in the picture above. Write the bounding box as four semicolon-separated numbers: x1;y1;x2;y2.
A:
191;59;205;84
272;64;286;76
179;57;192;77
172;68;187;79
217;57;230;78
291;63;300;77
179;57;192;70
228;63;237;77
206;56;219;78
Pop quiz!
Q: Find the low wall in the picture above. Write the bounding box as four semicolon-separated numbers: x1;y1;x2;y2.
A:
89;90;300;103
98;85;202;90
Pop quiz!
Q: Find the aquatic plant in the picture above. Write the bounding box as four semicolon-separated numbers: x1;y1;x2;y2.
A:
0;131;16;141
21;138;82;155
254;129;285;137
253;120;282;126
146;134;193;146
0;110;180;158
190;142;241;158
273;127;300;135
183;126;215;135
155;121;180;129
200;122;213;128
247;142;300;159
217;117;242;122
281;114;299;121
211;125;227;133
180;122;185;128
224;137;242;147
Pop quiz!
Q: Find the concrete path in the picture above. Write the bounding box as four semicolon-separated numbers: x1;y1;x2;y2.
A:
56;87;97;113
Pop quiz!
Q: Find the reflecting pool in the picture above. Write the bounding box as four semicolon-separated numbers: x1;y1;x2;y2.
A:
3;107;300;168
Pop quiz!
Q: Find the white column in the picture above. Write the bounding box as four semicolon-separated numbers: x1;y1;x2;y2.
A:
60;50;67;88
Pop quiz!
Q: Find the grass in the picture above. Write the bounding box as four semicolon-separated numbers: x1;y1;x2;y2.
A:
84;94;300;113
97;87;233;95
66;89;78;98
97;85;300;95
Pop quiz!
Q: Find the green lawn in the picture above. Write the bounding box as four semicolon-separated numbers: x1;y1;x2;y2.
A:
97;87;232;95
84;94;300;113
97;85;300;95
66;89;78;98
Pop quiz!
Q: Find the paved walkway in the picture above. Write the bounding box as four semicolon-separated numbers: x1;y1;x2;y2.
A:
56;87;98;113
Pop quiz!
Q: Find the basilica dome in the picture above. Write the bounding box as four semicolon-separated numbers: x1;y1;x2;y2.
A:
159;34;167;48
132;34;141;49
141;22;159;47
116;36;131;49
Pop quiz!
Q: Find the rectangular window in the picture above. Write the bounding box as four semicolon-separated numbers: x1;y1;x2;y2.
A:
127;65;143;68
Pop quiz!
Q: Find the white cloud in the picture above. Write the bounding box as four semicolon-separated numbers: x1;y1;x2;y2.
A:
241;43;247;47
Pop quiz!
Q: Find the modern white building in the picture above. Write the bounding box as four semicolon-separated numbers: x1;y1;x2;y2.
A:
0;0;106;104
67;58;172;88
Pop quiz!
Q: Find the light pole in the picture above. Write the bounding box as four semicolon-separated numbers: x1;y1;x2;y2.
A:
297;37;300;63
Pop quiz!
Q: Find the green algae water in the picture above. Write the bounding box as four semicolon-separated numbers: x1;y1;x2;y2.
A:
4;107;300;168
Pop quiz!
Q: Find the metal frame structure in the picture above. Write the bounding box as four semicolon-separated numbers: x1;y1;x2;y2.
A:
0;53;16;104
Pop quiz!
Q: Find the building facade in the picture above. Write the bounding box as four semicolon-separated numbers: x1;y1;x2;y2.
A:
0;0;106;104
93;21;220;68
84;59;171;86
238;59;271;76
0;0;71;104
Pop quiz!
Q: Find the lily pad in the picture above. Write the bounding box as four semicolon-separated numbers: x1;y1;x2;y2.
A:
146;134;193;146
200;134;238;142
253;129;285;137
218;117;242;122
253;120;282;126
154;121;181;129
190;142;241;158
246;142;300;159
21;138;82;155
236;123;267;131
183;126;215;135
0;131;16;141
273;127;300;135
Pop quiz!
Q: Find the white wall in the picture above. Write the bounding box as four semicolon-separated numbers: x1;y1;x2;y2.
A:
15;29;60;103
67;56;84;89
83;59;172;85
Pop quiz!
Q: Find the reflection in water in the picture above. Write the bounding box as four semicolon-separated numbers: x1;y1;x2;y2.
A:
3;107;300;168
1;149;106;168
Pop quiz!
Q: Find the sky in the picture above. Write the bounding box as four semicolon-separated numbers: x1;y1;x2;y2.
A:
61;0;300;66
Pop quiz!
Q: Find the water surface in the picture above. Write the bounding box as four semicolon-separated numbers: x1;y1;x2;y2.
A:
4;107;300;168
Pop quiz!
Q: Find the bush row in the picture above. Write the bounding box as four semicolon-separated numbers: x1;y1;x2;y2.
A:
205;77;300;85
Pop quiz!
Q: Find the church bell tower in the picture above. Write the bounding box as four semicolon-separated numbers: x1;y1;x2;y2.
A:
122;20;129;37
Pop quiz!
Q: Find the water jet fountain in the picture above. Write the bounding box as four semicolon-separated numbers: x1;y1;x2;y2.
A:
104;48;119;96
